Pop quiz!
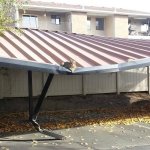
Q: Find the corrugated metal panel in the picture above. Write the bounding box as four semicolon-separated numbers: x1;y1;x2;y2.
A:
47;74;82;96
0;68;11;98
1;29;150;68
9;69;28;97
120;67;148;92
0;68;149;98
84;73;116;94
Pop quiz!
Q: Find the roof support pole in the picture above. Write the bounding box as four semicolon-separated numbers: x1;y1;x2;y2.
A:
28;71;33;121
32;73;54;120
116;72;120;95
147;66;150;95
28;72;65;140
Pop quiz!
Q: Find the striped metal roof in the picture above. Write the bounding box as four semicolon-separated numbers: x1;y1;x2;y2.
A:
0;28;150;68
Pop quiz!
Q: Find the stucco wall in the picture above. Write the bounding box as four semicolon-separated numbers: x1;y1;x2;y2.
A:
114;15;128;38
105;16;115;37
105;15;128;38
70;12;87;34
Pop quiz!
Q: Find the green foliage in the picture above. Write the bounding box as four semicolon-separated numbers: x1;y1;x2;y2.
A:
0;0;25;34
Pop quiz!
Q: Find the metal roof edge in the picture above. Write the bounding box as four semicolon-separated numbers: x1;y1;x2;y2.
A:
74;64;119;74
23;4;150;17
73;57;150;74
118;57;150;71
0;57;70;74
0;57;150;75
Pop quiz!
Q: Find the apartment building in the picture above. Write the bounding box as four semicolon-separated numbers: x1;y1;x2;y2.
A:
15;1;150;38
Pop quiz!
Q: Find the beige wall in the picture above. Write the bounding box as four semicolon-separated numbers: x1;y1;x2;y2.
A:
105;15;128;38
71;12;87;34
114;15;128;38
105;16;115;37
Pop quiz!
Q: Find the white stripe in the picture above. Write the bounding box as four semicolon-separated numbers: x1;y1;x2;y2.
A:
0;37;28;60
4;32;45;63
24;30;57;65
44;32;92;67
73;34;148;58
33;30;67;62
55;32;124;64
51;32;110;65
0;47;10;58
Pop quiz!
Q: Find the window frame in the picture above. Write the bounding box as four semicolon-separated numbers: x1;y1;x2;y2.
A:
96;18;104;30
22;14;38;29
87;17;91;30
51;15;61;25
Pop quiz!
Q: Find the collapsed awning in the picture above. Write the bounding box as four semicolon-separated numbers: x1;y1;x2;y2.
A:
1;28;150;139
0;28;150;74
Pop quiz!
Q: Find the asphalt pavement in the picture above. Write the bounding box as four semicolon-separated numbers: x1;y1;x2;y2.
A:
1;122;150;150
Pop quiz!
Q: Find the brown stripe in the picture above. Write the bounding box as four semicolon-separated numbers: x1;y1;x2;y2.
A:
78;34;145;58
59;33;129;60
0;42;17;58
94;36;150;56
22;29;64;64
51;32;116;64
41;31;100;66
2;35;35;61
30;29;81;66
8;31;51;63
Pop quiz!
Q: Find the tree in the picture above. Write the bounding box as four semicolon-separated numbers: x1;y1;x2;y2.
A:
0;0;25;34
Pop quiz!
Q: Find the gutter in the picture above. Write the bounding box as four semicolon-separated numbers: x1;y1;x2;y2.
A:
23;4;150;17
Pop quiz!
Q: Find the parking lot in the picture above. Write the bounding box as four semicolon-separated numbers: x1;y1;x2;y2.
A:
1;122;150;150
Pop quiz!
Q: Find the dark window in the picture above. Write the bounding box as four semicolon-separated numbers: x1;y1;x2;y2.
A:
87;17;91;30
51;15;61;25
96;18;104;30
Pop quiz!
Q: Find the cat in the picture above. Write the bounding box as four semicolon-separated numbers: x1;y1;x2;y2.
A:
61;59;77;72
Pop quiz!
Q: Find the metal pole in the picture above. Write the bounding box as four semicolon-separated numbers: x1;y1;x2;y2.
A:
28;71;33;121
32;73;54;120
147;66;150;94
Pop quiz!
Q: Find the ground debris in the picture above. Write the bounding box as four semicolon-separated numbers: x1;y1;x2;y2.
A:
0;93;150;134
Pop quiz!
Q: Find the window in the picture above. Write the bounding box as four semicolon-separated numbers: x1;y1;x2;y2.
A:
51;15;61;25
96;18;104;30
87;17;91;30
22;15;38;29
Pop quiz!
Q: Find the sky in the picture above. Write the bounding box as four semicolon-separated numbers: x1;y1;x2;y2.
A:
33;0;150;12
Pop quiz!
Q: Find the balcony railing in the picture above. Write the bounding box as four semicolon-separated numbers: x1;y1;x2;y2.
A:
128;35;150;39
19;21;71;32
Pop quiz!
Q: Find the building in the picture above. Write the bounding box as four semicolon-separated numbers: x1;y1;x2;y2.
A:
15;1;150;38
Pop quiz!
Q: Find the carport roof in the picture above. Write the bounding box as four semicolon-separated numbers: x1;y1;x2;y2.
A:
0;28;150;74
